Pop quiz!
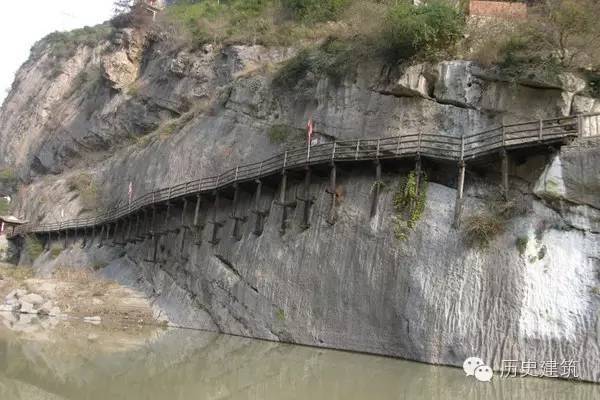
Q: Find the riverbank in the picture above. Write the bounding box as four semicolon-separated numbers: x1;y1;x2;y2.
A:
0;262;165;333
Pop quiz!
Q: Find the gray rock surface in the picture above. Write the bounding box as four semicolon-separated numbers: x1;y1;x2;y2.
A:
0;23;599;383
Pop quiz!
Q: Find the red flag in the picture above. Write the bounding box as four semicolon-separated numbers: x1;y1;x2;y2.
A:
128;182;133;204
307;118;314;146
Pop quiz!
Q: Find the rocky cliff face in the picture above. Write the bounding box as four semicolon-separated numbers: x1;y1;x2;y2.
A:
1;23;599;381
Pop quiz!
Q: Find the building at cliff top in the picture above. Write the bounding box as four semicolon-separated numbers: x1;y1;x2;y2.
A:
469;0;528;19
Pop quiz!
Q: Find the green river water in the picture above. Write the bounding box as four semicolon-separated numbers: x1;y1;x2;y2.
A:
0;319;597;399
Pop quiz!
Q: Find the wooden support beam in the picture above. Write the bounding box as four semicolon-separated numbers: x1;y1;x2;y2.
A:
98;225;105;248
453;161;466;229
64;230;68;249
81;228;87;248
370;160;382;218
161;202;172;235
138;210;148;240
208;191;224;246
279;172;288;234
149;206;157;238
327;163;337;225
277;171;296;235
193;195;202;227
297;167;314;230
252;179;269;236
412;155;422;213
191;195;205;246
179;199;189;261
126;217;133;243
230;183;248;241
501;149;509;201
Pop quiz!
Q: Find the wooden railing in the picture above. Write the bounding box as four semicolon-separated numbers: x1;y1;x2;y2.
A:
11;113;600;237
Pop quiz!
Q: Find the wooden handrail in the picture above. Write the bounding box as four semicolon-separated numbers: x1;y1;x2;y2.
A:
11;113;600;237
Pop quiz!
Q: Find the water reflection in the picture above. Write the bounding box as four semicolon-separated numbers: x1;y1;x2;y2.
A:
0;321;597;400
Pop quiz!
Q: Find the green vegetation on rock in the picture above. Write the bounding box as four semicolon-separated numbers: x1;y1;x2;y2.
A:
0;198;9;216
281;0;350;22
67;173;99;211
379;0;465;63
393;171;428;241
0;168;18;190
35;24;114;61
25;235;44;261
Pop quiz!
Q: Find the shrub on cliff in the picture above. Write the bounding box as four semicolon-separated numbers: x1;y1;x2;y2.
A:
67;173;99;211
38;25;114;61
378;0;465;63
25;236;44;261
0;168;18;191
0;198;9;216
281;0;350;22
273;39;356;89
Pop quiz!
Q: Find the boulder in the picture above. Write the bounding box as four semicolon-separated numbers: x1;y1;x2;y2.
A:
571;95;596;115
20;293;44;306
19;301;37;314
38;301;54;316
384;63;436;98
5;289;26;301
434;61;483;108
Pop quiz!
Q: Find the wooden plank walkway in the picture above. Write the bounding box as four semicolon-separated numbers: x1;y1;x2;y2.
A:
9;113;600;238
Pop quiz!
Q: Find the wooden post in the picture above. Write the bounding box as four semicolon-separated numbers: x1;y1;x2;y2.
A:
126;216;133;242
280;171;288;234
230;183;247;241
193;195;201;227
327;163;337;225
208;191;224;246
163;202;172;234
501;149;509;201
277;171;295;235
370;160;382;218
252;179;269;236
81;227;87;248
299;167;313;230
192;195;204;246
178;199;189;257
414;155;422;197
453;161;466;228
98;225;105;248
133;213;141;242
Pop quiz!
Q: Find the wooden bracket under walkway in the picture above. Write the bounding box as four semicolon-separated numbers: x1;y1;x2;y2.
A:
296;167;315;230
276;170;297;235
229;183;248;241
325;163;337;225
191;194;205;246
452;160;466;229
501;148;509;201
251;179;270;236
208;191;225;246
370;160;382;218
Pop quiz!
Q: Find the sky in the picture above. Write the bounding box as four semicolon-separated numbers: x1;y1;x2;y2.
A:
0;0;116;103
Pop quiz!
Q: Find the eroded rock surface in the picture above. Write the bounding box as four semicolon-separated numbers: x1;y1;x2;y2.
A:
1;23;599;383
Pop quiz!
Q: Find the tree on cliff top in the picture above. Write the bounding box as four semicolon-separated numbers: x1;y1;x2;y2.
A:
112;0;154;28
